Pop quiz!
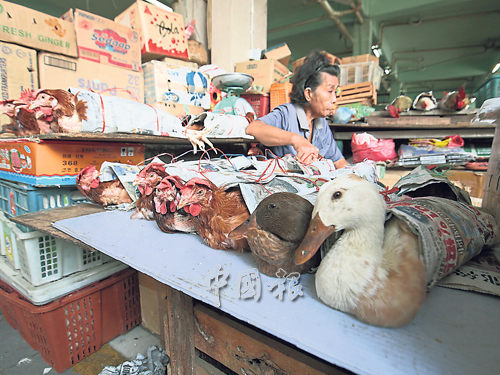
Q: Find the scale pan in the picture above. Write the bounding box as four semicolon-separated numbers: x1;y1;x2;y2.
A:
212;73;254;92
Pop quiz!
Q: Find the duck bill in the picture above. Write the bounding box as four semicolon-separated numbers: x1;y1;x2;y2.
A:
294;213;335;265
229;214;257;240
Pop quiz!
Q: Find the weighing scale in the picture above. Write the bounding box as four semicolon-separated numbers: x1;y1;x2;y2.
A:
212;73;256;116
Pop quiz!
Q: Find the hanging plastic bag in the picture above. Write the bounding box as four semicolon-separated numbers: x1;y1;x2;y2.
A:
351;132;397;163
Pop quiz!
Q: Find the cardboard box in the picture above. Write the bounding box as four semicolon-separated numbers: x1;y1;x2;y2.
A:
115;1;189;62
62;9;141;72
142;60;210;109
38;52;144;103
341;54;379;65
444;169;487;199
160;56;198;69
0;42;38;100
292;52;341;73
0;140;145;186
235;59;290;94
262;43;291;67
0;1;77;57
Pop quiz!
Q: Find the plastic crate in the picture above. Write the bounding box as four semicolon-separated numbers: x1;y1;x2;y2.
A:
0;268;141;373
0;254;129;305
240;94;270;118
270;82;293;110
339;61;383;90
0;178;87;233
0;213;104;284
475;76;500;107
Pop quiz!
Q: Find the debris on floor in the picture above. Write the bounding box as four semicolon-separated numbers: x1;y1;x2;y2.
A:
98;346;170;375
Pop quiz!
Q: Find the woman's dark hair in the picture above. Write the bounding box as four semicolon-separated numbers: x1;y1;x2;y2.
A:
289;50;340;105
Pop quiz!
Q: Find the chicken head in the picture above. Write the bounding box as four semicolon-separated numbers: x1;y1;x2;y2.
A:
133;162;168;196
177;177;213;216
77;165;100;191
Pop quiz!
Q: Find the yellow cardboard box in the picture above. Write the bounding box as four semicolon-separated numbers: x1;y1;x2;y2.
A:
235;59;290;94
115;1;189;63
0;1;77;57
0;42;38;100
160;56;198;69
0;140;145;186
62;9;141;72
38;52;144;103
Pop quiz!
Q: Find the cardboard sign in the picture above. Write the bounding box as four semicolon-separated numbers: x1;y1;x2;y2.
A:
115;1;189;62
0;1;77;57
0;140;145;186
38;52;144;103
0;42;38;101
63;9;141;72
143;60;210;109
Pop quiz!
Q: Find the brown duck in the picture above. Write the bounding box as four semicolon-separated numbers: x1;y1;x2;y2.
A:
229;192;321;277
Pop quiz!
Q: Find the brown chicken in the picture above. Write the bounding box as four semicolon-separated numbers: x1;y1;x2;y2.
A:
438;84;470;111
152;175;197;233
76;164;132;207
29;89;88;133
177;177;250;251
131;162;169;220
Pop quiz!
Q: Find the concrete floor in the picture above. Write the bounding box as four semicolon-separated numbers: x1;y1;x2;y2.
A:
0;308;161;375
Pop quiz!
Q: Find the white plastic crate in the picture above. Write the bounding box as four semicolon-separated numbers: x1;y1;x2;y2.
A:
0;213;104;286
339;61;383;90
0;255;129;305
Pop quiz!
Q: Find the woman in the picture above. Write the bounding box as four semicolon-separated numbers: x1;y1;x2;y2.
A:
245;50;348;168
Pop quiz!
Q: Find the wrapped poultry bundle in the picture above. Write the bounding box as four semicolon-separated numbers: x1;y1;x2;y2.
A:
387;197;500;289
69;88;185;136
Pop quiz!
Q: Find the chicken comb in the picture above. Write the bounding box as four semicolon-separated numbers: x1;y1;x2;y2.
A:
19;89;35;104
76;164;97;182
138;162;167;177
164;175;184;189
184;177;211;188
387;105;400;118
156;178;173;191
458;84;466;100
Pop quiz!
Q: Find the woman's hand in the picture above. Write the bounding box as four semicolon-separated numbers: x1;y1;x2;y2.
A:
291;134;319;163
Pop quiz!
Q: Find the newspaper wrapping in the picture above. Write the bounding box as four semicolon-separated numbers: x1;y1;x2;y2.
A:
387;197;500;289
70;88;185;136
393;165;472;204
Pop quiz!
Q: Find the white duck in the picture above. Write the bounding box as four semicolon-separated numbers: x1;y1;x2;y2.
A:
294;174;495;328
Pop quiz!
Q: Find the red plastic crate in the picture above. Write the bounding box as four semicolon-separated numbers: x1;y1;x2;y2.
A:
0;268;141;372
241;94;270;118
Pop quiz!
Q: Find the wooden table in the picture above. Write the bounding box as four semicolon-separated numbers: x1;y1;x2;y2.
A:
11;205;500;375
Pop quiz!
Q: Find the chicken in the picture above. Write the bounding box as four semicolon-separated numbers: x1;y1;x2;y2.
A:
17;89;59;134
152;175;197;233
177;177;250;251
386;95;412;118
438;84;470;111
229;192;321;277
413;92;437;111
29;89;88;133
76;164;133;207
131;162;169;220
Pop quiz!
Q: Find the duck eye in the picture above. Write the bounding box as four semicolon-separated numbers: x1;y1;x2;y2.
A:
332;191;342;200
268;203;277;209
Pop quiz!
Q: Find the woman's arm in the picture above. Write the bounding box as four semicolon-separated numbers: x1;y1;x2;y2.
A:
246;120;319;162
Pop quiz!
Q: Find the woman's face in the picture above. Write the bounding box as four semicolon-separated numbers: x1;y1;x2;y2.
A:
307;73;338;118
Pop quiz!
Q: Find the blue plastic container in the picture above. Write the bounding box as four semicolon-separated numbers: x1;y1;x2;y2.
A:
0;179;87;232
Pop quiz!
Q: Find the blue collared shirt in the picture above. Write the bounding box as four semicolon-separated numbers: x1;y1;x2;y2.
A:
258;103;344;161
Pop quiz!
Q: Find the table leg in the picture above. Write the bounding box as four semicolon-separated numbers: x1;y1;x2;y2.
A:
157;283;196;375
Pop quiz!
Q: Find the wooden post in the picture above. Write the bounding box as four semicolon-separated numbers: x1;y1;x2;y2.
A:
158;283;196;375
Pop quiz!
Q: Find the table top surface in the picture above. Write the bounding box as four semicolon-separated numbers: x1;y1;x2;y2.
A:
20;206;498;375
